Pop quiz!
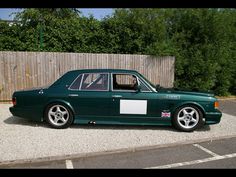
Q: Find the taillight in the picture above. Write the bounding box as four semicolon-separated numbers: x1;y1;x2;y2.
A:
214;101;219;109
12;97;16;106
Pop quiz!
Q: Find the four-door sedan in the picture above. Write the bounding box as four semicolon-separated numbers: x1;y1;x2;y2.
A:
9;69;222;132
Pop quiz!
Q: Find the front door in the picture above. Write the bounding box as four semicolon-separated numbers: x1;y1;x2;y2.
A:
110;73;162;124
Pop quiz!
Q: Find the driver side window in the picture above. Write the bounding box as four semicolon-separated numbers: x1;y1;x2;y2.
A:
112;73;150;92
112;74;137;91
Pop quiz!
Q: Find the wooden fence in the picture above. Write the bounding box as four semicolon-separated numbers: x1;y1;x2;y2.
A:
0;51;175;101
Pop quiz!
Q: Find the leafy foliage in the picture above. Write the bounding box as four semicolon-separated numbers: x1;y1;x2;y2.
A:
0;8;235;95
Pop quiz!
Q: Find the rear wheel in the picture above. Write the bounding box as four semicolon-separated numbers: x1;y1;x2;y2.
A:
172;105;203;132
45;104;73;129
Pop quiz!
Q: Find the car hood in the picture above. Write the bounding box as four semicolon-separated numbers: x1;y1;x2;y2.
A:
158;88;214;97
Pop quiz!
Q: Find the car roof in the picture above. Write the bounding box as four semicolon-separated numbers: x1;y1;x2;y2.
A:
68;69;138;74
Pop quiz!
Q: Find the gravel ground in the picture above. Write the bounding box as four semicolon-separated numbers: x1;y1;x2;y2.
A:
0;104;236;163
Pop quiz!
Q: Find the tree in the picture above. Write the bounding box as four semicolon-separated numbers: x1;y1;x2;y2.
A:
0;21;24;51
12;8;82;51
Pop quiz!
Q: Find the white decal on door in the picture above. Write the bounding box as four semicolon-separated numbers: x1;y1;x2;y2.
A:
120;100;147;115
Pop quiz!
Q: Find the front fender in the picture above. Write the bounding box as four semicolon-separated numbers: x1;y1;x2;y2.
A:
169;101;206;117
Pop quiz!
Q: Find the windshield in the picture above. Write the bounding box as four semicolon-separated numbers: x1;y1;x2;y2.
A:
138;73;156;90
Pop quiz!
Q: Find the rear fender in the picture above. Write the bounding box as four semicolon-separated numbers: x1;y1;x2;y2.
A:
43;99;75;120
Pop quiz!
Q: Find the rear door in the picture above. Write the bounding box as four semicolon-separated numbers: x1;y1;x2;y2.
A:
68;72;111;119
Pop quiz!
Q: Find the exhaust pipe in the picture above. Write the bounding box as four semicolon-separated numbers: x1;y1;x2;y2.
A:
88;121;96;125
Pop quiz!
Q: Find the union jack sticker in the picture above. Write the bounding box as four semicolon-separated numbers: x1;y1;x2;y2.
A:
161;112;171;118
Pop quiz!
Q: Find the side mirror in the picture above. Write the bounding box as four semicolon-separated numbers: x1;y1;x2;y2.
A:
156;84;161;91
135;84;141;92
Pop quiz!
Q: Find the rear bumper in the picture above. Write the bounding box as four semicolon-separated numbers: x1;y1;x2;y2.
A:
205;109;222;125
9;106;43;122
9;106;23;117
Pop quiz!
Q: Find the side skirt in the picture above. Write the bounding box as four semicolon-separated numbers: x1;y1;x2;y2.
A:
73;115;172;126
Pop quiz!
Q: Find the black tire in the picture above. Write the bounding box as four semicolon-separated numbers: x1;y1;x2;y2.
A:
44;103;73;129
172;104;204;132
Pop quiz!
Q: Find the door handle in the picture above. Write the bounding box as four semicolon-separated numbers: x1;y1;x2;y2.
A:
112;95;122;98
68;94;79;97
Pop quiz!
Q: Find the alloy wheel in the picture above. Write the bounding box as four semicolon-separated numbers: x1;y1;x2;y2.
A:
48;105;69;126
177;107;199;129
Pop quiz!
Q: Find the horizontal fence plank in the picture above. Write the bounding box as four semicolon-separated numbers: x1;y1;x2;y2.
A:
0;51;175;101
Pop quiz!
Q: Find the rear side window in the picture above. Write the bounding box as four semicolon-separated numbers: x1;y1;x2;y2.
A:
69;74;82;90
81;73;109;91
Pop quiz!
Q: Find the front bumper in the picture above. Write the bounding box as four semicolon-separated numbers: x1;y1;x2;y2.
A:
205;109;222;125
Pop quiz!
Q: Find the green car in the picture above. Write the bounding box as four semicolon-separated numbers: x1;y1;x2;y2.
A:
9;69;222;132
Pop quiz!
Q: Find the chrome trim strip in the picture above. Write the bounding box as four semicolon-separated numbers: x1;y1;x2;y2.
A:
79;74;84;90
68;94;79;97
68;72;109;92
68;71;154;93
112;95;123;98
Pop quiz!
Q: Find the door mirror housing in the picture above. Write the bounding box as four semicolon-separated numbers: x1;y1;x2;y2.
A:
135;84;141;92
156;84;161;91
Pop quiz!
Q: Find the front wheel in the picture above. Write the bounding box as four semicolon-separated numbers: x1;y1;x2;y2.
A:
45;104;73;129
172;105;203;132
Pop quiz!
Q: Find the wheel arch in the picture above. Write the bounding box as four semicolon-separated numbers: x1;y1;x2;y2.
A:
43;99;75;121
170;102;206;118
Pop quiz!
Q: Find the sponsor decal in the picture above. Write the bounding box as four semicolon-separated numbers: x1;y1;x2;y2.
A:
161;111;171;118
159;95;181;100
166;95;180;100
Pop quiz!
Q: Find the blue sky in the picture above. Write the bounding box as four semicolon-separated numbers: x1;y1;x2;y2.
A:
0;8;114;20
